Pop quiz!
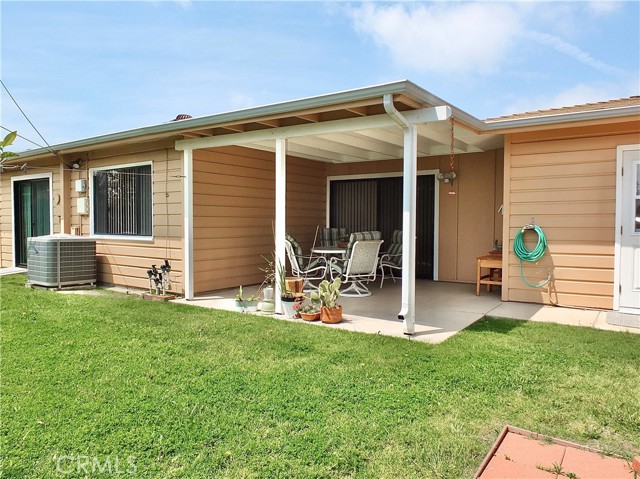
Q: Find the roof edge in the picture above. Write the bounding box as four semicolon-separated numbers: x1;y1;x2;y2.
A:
483;105;640;131
13;80;420;161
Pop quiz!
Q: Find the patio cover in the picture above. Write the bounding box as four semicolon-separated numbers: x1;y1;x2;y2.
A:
175;80;503;335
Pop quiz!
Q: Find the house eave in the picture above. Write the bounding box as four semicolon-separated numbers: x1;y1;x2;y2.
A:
10;79;488;163
482;105;640;132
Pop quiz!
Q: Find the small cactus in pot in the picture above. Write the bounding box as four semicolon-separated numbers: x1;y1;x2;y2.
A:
318;277;342;323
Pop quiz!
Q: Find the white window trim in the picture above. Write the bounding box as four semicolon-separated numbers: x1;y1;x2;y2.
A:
10;172;54;267
326;169;440;280
89;161;154;241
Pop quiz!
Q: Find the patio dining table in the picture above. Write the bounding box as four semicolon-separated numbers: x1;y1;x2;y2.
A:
311;246;347;257
311;246;347;278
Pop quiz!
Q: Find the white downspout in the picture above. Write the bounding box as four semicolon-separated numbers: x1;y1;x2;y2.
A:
183;148;194;300
383;94;417;335
275;137;287;314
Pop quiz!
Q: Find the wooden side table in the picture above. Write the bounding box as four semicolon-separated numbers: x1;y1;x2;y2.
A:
476;253;503;296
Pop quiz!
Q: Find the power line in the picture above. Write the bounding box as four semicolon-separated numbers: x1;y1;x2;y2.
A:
0;125;45;148
0;79;64;161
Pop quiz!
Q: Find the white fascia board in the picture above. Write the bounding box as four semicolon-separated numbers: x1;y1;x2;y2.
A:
15;80;417;161
483;105;640;131
175;107;450;151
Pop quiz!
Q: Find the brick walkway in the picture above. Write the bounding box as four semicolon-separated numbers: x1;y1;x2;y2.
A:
475;426;635;479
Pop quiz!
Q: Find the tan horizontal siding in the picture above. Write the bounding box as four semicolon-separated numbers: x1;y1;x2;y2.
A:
326;149;504;283
504;120;639;308
0;159;61;266
507;289;613;309
69;145;185;292
193;146;326;294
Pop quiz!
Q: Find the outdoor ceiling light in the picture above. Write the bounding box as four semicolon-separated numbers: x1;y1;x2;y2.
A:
437;171;457;185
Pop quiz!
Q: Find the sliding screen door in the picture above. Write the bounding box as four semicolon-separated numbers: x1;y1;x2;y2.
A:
14;178;51;266
330;175;434;279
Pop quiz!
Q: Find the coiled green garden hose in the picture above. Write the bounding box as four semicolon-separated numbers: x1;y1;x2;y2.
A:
513;224;552;288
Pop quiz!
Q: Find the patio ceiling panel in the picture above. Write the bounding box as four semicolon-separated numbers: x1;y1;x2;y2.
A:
246;140;372;164
291;136;399;162
317;131;404;158
205;122;483;164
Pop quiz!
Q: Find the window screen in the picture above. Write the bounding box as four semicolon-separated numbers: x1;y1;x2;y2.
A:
93;164;152;236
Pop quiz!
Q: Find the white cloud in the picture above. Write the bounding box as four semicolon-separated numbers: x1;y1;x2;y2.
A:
348;2;522;75
527;31;624;76
228;92;257;111
586;1;623;16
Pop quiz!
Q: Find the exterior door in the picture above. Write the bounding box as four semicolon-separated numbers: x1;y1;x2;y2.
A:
618;145;640;311
14;178;51;266
329;174;435;279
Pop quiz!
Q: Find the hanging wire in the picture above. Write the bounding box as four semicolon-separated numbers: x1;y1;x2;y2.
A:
0;125;44;149
1;79;65;163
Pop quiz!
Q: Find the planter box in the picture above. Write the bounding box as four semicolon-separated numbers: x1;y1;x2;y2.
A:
235;300;258;313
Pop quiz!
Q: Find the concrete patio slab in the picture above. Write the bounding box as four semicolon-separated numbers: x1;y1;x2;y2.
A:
3;267;636;341
490;302;640;334
173;280;503;344
0;267;26;276
173;279;639;343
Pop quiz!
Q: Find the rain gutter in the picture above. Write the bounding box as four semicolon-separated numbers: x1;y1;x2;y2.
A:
12;80;421;161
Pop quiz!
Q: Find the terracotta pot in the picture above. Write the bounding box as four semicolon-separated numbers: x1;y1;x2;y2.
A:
285;277;304;293
300;312;321;321
321;305;343;324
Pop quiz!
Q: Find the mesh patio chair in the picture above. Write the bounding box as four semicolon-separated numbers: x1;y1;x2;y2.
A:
329;231;383;297
320;227;348;247
285;234;327;291
379;230;402;288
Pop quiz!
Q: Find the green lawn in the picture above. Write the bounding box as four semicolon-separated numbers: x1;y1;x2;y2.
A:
1;273;638;478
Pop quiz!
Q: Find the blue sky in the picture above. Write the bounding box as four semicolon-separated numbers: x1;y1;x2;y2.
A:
1;1;639;153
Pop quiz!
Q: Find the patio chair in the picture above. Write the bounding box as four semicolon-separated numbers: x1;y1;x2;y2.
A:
284;234;327;291
379;230;402;288
329;231;383;297
320;227;348;247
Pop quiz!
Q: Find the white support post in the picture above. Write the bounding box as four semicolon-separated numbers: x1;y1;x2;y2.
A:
275;138;287;314
400;125;417;335
183;148;194;300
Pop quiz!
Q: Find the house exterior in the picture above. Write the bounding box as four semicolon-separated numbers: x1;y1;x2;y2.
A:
1;81;638;332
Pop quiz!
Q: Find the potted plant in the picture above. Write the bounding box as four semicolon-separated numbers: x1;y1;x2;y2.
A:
259;254;276;314
235;285;258;313
277;261;302;318
298;292;321;321
318;277;342;324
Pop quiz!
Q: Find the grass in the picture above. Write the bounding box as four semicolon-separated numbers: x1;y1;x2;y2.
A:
1;273;639;478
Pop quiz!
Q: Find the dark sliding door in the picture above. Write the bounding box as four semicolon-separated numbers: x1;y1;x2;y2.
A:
416;175;435;279
329;175;435;279
14;178;50;266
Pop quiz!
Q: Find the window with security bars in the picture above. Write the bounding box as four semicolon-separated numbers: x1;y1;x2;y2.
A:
93;164;152;236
